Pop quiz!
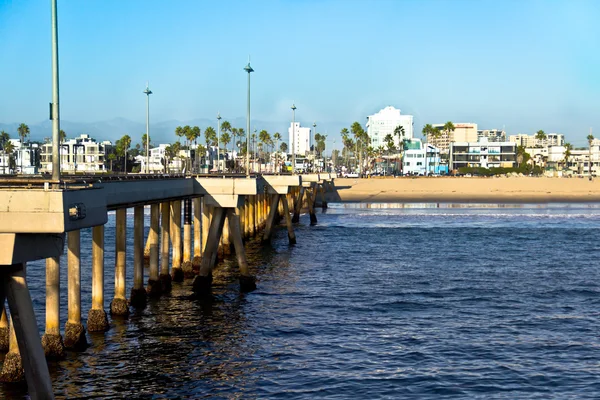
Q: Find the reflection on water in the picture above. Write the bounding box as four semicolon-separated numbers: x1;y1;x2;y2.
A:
2;205;600;398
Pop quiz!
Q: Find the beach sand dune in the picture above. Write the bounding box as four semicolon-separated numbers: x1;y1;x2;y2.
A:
328;177;600;203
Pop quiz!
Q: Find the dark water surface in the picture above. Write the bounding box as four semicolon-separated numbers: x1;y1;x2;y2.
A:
3;203;600;399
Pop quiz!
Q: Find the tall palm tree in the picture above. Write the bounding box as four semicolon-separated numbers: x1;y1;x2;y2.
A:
421;124;436;175
393;125;406;174
273;132;282;173
535;130;547;147
384;133;395;175
2;140;15;174
117;134;131;173
17;123;30;172
563;142;573;173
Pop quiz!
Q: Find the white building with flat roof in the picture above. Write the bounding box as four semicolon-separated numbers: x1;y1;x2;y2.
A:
366;106;414;149
509;133;565;147
288;122;311;156
40;134;108;173
449;138;516;170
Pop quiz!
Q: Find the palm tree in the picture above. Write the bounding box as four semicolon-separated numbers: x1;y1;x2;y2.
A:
163;145;174;173
535;130;547;147
3;140;15;174
588;133;594;178
107;153;116;172
16;123;30;172
117;134;131;173
59;129;66;144
393;125;406;174
563;142;573;173
421;124;436;175
273;132;282;172
440;121;455;174
0;130;9;148
384;133;395;175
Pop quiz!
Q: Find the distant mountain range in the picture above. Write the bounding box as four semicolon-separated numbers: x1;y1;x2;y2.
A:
0;117;344;149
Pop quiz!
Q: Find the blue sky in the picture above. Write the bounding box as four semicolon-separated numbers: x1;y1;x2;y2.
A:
0;0;599;148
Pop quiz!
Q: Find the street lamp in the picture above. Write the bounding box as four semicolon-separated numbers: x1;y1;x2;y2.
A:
50;0;61;184
312;121;316;172
244;61;254;176
143;83;152;173
291;103;296;175
217;112;222;173
253;128;257;173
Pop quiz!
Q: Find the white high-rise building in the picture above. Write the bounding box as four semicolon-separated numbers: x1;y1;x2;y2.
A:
366;106;414;149
288;122;311;156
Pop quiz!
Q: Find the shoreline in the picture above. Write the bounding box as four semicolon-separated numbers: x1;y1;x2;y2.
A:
327;177;600;204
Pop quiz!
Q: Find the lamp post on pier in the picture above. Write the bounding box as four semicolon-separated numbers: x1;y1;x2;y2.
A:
291;104;297;175
312;121;317;172
143;83;152;173
244;61;254;177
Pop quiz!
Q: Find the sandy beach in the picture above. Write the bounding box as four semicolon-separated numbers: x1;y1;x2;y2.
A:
328;177;600;203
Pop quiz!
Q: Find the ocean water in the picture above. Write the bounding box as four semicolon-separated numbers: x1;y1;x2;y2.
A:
3;203;600;399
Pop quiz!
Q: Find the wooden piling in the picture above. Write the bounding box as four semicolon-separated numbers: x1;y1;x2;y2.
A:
171;200;184;282
307;184;318;225
281;195;297;244
160;201;172;293
147;203;161;297
228;208;256;292
88;225;109;331
1;265;55;396
193;207;226;296
0;305;7;352
183;198;194;278
292;187;304;223
0;315;24;382
192;197;202;270
130;206;147;308
262;194;281;243
249;196;255;237
65;230;87;350
110;208;129;316
42;256;64;357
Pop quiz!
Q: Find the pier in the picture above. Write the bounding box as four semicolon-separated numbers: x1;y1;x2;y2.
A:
0;172;334;398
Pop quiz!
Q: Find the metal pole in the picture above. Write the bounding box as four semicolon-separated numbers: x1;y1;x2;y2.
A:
51;0;60;185
144;83;152;174
313;122;316;172
217;112;221;173
244;62;254;177
291;104;296;175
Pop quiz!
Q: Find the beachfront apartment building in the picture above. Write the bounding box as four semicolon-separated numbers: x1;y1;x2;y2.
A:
366;106;414;149
449;138;516;171
509;133;565;148
477;129;506;142
288;122;311;156
429;123;478;154
40;134;108;173
402;139;444;175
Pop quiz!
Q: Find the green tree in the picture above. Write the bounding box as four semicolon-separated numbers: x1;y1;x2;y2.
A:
394;125;406;174
535;130;547;147
259;129;271;162
351;122;368;175
175;126;185;144
204;126;217;147
516;145;531;168
440;121;455;173
108;152;116;172
2;140;15;174
280;142;288;153
59;129;66;144
421;124;437;175
116;134;132;173
0;131;10;149
563;142;573;172
17;123;30;172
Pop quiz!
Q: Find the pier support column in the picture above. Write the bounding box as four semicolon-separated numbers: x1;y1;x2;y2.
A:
262;194;281;243
0;305;8;352
320;183;328;209
110;209;129;317
0;264;55;396
193;207;226;296
130;206;147;308
42;256;64;357
1;315;24;382
88;225;109;331
171;201;184;282
228;208;256;292
222;213;231;255
192;197;202;271
183;199;194;278
244;197;250;239
306;184;318;225
147;204;161;297
202;202;211;252
143;229;151;266
292;187;305;223
240;200;246;240
281;195;297;245
249;196;255;237
160;202;172;293
65;230;87;350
